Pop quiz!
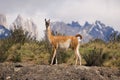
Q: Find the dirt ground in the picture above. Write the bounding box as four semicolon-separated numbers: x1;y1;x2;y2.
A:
0;63;120;80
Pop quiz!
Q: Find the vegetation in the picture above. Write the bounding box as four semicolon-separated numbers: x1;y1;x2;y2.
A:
81;39;120;67
0;26;27;62
83;47;108;66
0;26;120;67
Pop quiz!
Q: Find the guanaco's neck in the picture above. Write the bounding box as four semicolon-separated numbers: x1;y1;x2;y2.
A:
46;26;53;43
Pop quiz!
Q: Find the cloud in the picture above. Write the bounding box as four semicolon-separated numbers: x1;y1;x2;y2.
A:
0;0;120;31
0;0;64;15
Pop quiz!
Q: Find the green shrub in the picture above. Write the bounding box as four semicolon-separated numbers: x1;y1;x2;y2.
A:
0;26;30;62
83;48;108;66
0;39;13;62
56;50;73;64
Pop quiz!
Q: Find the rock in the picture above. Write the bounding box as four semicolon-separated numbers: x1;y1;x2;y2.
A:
0;14;7;26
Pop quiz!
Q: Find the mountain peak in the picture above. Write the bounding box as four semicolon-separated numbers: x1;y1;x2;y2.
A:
17;14;23;18
67;21;81;27
95;20;101;24
12;14;25;28
16;14;24;21
84;21;91;27
11;15;38;39
95;20;105;28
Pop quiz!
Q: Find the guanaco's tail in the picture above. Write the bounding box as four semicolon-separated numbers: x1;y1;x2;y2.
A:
75;34;82;39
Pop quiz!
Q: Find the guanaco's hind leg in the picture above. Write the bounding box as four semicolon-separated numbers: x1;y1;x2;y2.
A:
75;51;78;65
75;44;81;65
77;49;81;65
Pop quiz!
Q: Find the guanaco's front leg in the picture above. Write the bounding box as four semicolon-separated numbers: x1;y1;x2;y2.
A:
51;48;57;65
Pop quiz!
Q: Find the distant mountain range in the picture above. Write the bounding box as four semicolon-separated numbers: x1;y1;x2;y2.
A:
51;20;119;43
0;14;119;43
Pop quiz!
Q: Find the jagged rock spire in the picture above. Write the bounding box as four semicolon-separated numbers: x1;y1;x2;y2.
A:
0;14;7;26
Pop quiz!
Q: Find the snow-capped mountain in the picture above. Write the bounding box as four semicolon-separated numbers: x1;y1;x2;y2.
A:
0;14;38;40
12;14;24;28
11;14;38;39
51;20;118;43
88;21;114;41
0;25;10;39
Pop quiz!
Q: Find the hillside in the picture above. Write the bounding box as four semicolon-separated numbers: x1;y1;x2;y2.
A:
0;63;120;80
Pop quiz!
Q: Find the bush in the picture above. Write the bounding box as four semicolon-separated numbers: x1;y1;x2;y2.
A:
56;50;73;64
10;26;30;44
0;38;13;62
0;26;30;62
83;48;108;66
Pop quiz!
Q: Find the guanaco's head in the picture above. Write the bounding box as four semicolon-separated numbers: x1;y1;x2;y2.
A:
45;19;50;30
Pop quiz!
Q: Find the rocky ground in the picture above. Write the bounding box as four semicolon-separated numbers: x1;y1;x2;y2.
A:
0;63;120;80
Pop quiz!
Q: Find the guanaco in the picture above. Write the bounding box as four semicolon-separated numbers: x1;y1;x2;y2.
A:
45;19;82;65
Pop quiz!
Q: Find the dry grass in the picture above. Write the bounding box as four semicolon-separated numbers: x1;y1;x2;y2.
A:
0;27;119;67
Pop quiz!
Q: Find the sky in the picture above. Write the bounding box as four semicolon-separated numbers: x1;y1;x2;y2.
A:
0;0;120;38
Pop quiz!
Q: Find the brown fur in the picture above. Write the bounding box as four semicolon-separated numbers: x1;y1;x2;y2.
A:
45;19;82;65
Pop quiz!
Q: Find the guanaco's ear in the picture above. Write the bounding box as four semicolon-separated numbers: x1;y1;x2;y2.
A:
48;19;50;23
45;19;47;22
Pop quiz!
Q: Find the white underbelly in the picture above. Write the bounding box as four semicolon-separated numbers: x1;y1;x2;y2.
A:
58;39;71;49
